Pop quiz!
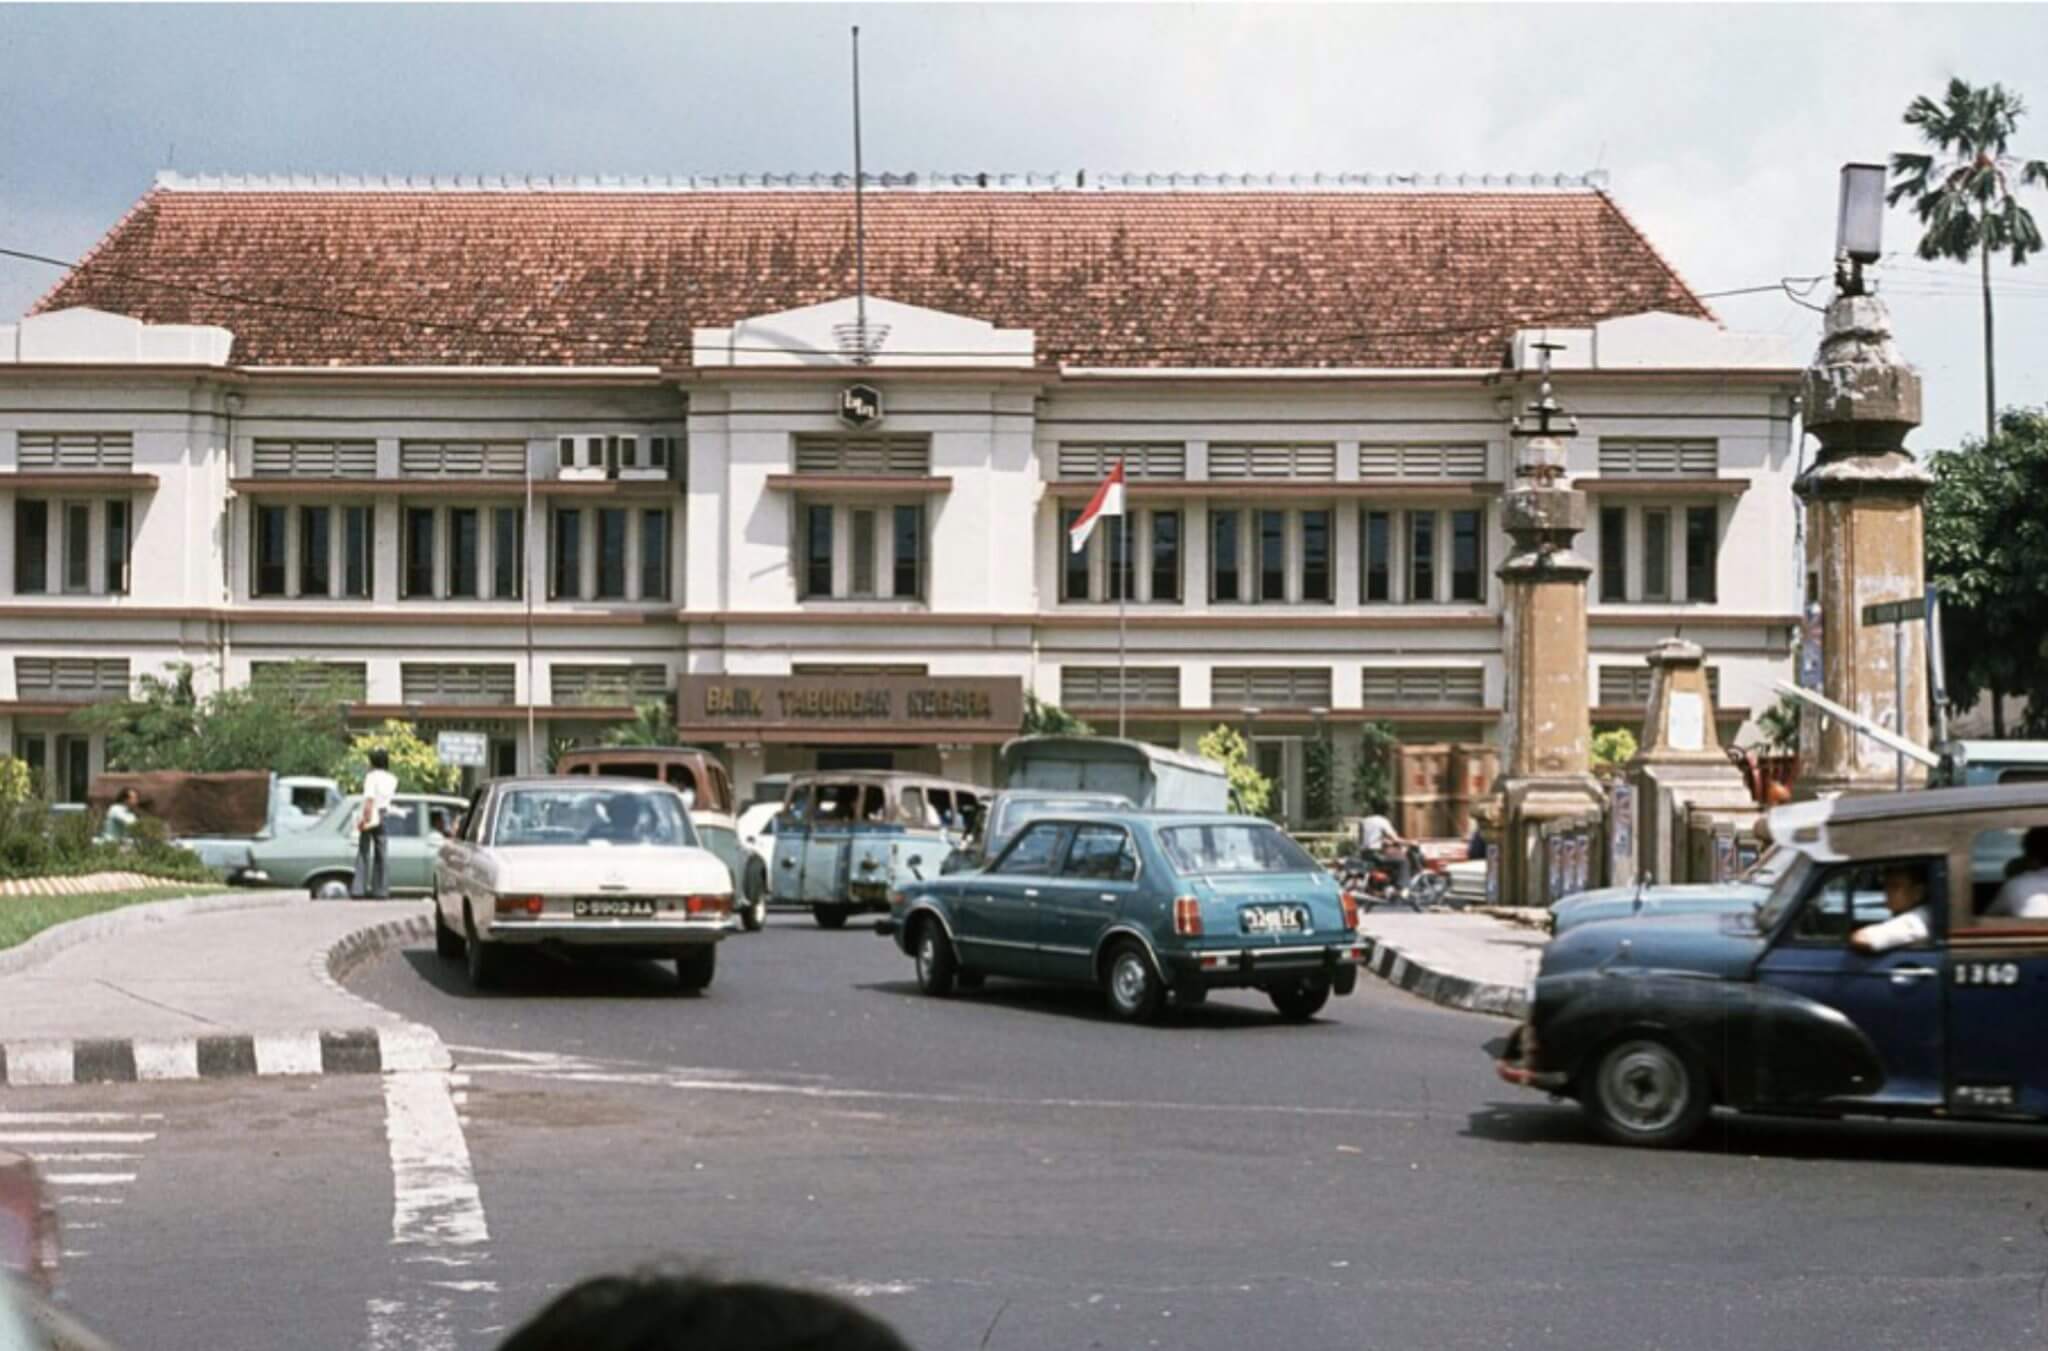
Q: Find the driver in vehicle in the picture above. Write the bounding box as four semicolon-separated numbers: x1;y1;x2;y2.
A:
1848;862;1933;954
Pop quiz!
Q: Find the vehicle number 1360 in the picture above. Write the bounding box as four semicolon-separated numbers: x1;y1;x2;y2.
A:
1953;961;2020;986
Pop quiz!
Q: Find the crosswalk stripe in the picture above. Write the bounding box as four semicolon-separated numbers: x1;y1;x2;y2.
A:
43;1173;137;1186
0;1113;162;1124
23;1153;142;1164
0;1132;155;1144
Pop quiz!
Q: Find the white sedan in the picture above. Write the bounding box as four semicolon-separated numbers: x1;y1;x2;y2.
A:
433;777;737;992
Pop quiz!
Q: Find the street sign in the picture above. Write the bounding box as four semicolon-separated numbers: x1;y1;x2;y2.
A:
1861;596;1925;626
434;730;487;769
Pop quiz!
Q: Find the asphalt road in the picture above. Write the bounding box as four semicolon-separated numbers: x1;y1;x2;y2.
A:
17;912;2048;1351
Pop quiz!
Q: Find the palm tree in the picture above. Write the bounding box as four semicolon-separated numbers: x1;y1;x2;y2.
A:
600;700;683;748
1888;78;2048;451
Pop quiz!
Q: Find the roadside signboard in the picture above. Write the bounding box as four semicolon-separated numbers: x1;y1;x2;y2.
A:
1861;596;1925;626
434;730;488;769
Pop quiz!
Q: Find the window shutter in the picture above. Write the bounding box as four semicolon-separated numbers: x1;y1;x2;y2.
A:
1056;444;1186;479
1208;444;1337;479
793;435;930;476
1210;667;1333;707
1357;445;1487;479
1059;666;1179;707
15;657;129;700
17;432;133;472
551;665;670;703
252;440;377;477
399;441;527;477
1361;667;1484;707
400;664;517;705
249;662;369;701
1598;440;1718;477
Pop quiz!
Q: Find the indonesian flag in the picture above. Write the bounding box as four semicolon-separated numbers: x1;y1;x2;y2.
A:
1068;459;1126;553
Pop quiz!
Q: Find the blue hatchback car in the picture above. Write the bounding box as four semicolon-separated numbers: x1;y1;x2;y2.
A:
880;811;1364;1023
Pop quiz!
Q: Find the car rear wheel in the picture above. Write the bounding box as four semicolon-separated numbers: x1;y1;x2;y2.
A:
463;908;501;991
433;902;464;961
676;945;717;994
1584;1036;1710;1149
740;861;769;932
813;904;850;930
1268;979;1331;1022
310;876;351;901
913;921;957;997
1103;943;1165;1024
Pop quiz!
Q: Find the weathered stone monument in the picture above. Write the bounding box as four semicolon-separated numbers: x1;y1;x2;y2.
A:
1492;349;1606;905
1793;289;1933;798
1627;637;1756;883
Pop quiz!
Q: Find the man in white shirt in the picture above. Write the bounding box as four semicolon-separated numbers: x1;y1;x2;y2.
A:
1849;863;1934;954
1356;805;1413;891
351;749;399;899
1986;827;2048;920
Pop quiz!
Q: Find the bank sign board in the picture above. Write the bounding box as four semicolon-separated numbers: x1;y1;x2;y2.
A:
677;674;1023;741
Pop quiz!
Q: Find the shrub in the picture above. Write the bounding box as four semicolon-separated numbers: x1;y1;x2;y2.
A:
337;721;462;795
0;758;31;805
1197;725;1273;818
1592;727;1639;769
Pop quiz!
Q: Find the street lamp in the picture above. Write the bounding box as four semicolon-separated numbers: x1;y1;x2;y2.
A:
1835;162;1886;296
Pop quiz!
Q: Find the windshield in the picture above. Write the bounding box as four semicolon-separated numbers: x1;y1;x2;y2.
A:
992;796;1123;843
697;824;741;875
1739;844;1795;887
490;788;695;848
1160;822;1320;875
1753;852;1818;931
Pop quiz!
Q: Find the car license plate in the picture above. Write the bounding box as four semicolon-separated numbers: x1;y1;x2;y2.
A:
574;897;656;918
1241;904;1309;934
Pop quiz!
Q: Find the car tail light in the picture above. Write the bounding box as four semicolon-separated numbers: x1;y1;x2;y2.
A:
685;894;731;917
1340;889;1360;930
495;895;544;917
1173;896;1203;936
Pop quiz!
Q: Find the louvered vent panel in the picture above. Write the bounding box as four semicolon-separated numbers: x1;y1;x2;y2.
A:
1208;444;1338;479
793;435;930;476
17;433;134;471
1361;667;1486;708
1598;440;1719;476
1598;665;1723;706
1059;667;1180;707
551;665;670;702
15;657;130;700
252;440;377;477
400;664;517;705
400;441;527;477
249;662;369;700
1357;445;1487;479
1210;667;1333;707
1056;444;1186;479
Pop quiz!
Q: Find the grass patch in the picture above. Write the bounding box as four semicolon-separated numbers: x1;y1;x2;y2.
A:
0;885;221;950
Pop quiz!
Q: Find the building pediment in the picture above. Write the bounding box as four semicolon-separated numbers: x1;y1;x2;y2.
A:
0;306;235;366
692;296;1035;369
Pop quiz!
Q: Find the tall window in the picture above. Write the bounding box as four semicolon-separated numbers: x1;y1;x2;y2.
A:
1150;510;1181;603
62;503;90;593
1407;511;1437;604
1363;510;1390;602
404;508;437;599
1062;509;1090;602
1450;508;1484;603
104;500;129;596
1685;506;1719;603
1301;510;1331;603
1599;506;1628;602
254;505;289;597
492;508;522;600
343;507;374;599
14;501;47;595
448;507;480;598
850;508;877;596
1211;510;1241;603
1258;510;1286;601
803;505;833;598
893;505;923;600
552;507;582;600
596;508;628;599
1643;509;1670;602
640;509;669;601
300;506;331;597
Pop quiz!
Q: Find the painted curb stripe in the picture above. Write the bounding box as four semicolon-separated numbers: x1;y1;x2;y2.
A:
1357;934;1529;1019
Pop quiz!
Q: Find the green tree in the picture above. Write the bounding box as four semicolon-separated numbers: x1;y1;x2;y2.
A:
1889;78;2048;450
1351;721;1399;814
601;700;684;748
1196;725;1272;818
1021;693;1094;736
1303;735;1336;824
1591;727;1639;770
80;662;352;776
1924;407;2048;735
336;721;462;794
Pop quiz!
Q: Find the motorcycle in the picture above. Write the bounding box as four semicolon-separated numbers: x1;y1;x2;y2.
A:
1335;843;1456;912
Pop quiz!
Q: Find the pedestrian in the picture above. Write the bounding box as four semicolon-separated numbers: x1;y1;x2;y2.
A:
1986;826;2048;919
100;787;142;843
495;1269;913;1351
351;749;398;899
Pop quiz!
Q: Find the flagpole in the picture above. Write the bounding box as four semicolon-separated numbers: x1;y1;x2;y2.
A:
1118;508;1128;739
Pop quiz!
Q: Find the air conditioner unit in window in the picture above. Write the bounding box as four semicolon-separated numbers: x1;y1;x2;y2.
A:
556;433;607;481
617;433;668;481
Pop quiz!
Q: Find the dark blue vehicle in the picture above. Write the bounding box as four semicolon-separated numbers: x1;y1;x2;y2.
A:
1497;784;2048;1147
880;810;1365;1023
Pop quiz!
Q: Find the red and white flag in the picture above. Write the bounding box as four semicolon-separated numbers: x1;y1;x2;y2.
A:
1068;459;1126;553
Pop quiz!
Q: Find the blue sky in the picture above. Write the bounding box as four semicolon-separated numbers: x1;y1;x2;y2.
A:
4;3;2046;451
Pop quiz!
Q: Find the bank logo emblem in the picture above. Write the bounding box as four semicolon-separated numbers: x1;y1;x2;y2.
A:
838;383;884;429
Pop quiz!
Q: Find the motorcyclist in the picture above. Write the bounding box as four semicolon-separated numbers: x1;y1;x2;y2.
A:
1355;802;1415;892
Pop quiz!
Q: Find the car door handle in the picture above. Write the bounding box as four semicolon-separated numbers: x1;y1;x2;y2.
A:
1890;966;1938;984
1023;888;1040;898
1100;893;1120;903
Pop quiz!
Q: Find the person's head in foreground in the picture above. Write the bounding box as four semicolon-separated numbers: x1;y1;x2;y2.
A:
496;1270;913;1351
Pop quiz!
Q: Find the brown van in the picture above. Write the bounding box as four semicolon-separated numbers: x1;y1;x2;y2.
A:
554;746;735;815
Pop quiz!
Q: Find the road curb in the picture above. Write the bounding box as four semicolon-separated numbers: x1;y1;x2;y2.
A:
1357;934;1529;1020
0;907;449;1086
0;890;297;979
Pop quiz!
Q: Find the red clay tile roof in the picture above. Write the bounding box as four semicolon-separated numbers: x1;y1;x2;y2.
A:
34;185;1710;369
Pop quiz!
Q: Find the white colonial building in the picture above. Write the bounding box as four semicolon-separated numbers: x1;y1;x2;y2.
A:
0;173;1804;820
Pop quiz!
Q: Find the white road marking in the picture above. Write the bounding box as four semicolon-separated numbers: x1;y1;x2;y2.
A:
0;1132;156;1144
0;1113;162;1124
23;1153;142;1164
42;1173;136;1187
55;1196;123;1207
382;1070;489;1248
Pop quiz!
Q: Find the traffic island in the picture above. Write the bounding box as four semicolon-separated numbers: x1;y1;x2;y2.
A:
1354;911;1544;1019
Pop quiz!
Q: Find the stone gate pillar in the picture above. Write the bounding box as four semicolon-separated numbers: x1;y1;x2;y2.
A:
1793;292;1933;798
1492;353;1605;905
